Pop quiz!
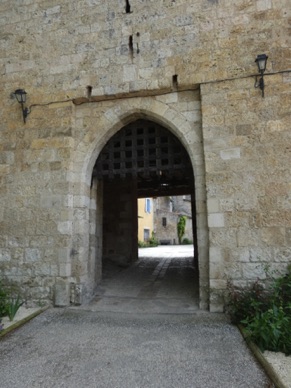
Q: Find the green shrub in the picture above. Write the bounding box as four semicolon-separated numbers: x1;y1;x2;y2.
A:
138;232;159;248
177;216;187;244
227;279;269;324
226;265;291;355
138;240;148;248
0;282;8;318
6;296;24;321
242;304;291;355
148;232;158;247
0;281;24;322
182;238;192;245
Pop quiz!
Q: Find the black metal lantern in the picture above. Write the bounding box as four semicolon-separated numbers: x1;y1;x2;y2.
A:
14;89;27;104
255;54;268;73
255;54;268;97
14;89;30;123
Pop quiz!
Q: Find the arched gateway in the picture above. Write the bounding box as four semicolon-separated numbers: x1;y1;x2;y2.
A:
1;1;289;316
95;119;197;267
69;93;209;309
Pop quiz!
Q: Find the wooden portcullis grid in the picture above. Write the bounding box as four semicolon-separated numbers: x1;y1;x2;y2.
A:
94;120;194;197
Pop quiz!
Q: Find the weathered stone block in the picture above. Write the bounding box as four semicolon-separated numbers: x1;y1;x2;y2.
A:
59;263;71;277
207;198;220;213
54;279;70;307
57;221;73;235
220;148;241;160
208;213;225;228
242;263;267;280
24;249;41;262
0;250;11;262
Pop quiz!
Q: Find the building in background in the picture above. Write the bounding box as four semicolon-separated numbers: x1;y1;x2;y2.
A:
153;196;193;245
138;198;154;243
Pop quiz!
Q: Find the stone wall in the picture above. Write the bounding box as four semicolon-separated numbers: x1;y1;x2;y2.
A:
0;0;290;310
1;0;290;104
154;210;193;245
202;74;291;310
154;196;193;245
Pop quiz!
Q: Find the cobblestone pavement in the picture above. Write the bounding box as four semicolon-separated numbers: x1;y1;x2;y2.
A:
0;247;272;387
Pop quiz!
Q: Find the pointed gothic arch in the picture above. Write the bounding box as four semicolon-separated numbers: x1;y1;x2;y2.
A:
72;94;209;309
95;119;198;276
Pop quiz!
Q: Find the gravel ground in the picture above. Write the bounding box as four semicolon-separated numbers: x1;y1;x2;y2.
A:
264;351;291;388
1;245;290;387
0;308;271;388
1;307;290;387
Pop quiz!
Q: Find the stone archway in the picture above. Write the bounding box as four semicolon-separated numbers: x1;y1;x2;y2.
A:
95;119;197;269
71;91;209;309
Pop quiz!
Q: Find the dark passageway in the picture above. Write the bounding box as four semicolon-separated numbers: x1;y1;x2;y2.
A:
90;246;199;314
93;119;200;310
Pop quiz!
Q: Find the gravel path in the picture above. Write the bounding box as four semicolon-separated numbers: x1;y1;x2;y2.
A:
1;246;289;387
0;308;271;388
264;351;291;388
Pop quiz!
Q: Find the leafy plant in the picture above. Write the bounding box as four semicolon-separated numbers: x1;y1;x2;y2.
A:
0;282;8;318
0;281;24;322
242;305;291;354
148;232;158;247
182;237;192;245
177;216;187;244
138;232;159;248
226;265;291;355
226;279;269;324
6;296;24;321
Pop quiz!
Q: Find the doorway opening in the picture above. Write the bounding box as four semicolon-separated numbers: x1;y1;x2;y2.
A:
92;118;199;310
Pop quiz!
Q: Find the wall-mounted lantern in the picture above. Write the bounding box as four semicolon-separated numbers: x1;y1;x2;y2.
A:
13;89;30;123
254;54;268;98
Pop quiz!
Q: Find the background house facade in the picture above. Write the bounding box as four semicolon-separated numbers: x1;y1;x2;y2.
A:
138;198;154;243
0;0;290;311
153;196;193;245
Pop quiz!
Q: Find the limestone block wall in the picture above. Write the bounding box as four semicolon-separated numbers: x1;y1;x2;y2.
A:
0;102;76;301
155;209;179;245
1;0;290;105
0;0;290;309
202;74;291;310
154;209;193;245
153;196;193;245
